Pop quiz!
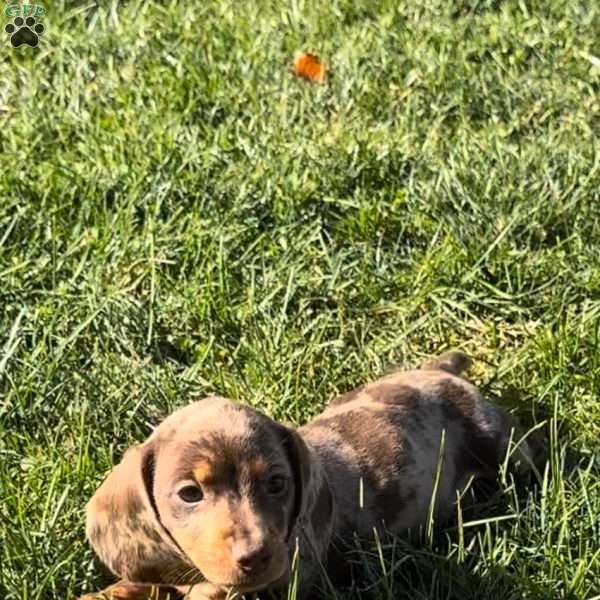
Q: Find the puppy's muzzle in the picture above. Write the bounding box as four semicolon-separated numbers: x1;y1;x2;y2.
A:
233;542;273;576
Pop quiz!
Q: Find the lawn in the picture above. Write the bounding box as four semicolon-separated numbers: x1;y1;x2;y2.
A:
1;0;599;598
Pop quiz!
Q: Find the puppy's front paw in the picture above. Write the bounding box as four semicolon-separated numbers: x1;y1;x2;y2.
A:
80;582;182;600
181;583;229;600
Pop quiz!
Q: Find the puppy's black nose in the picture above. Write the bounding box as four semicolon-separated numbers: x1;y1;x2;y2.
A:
233;543;272;573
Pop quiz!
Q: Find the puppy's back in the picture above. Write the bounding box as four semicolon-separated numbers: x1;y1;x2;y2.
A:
301;354;519;538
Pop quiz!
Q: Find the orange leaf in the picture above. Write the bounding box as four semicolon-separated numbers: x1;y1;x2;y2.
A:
293;51;327;83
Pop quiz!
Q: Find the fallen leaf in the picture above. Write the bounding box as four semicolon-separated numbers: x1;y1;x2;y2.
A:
293;51;327;83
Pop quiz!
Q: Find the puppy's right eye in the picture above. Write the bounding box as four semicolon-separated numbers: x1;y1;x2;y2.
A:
178;485;204;503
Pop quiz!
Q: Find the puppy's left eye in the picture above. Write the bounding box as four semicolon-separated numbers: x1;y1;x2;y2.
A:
266;475;288;496
178;485;204;503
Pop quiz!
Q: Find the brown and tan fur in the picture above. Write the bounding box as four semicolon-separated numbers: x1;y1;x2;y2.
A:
82;352;537;600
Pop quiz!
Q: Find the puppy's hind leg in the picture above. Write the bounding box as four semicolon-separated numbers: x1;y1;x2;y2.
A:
421;350;472;377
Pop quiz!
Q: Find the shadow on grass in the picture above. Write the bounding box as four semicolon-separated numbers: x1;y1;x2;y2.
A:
310;471;551;600
334;544;532;600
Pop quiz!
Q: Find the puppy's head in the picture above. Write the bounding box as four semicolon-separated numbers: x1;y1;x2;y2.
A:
86;397;313;594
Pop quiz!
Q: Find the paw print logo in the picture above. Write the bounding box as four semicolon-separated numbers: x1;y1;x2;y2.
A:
5;16;45;48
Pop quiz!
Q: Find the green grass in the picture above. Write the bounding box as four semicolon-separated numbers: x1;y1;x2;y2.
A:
1;0;599;598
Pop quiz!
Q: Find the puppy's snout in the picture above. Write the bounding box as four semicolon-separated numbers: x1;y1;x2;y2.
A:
233;542;272;574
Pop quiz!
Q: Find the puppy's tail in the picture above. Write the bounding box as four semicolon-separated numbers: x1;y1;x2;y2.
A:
421;350;472;376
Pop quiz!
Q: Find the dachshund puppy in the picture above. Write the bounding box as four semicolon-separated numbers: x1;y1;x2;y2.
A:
82;352;536;600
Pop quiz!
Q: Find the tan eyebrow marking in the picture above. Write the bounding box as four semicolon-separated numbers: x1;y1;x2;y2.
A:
246;457;268;479
193;460;216;485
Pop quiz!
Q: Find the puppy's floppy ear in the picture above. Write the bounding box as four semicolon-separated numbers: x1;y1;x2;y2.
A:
86;442;184;582
275;423;332;542
277;425;312;539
